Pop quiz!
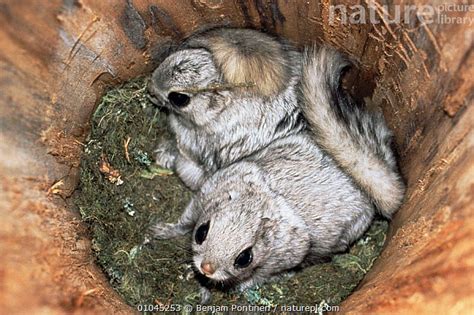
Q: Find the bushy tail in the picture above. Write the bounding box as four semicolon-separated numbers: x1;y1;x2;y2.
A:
300;45;405;217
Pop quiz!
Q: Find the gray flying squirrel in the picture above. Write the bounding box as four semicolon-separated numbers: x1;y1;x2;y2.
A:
148;28;302;192
148;27;404;217
150;29;405;302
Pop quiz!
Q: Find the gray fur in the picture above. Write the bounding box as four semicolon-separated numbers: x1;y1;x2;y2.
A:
149;28;302;190
300;45;406;217
183;28;296;97
155;133;374;301
148;28;405;301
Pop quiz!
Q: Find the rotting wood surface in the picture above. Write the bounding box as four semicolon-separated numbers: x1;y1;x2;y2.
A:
0;1;472;314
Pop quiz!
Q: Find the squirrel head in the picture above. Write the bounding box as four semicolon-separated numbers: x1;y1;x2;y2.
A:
191;185;279;284
148;28;296;128
149;48;229;126
188;163;312;286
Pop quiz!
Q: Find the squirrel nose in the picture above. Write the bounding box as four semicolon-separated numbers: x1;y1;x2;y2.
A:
201;262;215;276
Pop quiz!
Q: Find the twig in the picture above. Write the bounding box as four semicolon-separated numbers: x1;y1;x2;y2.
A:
47;179;64;196
73;139;86;146
175;82;255;94
124;136;131;163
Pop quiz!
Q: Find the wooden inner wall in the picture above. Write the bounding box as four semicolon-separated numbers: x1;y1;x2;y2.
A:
0;1;472;313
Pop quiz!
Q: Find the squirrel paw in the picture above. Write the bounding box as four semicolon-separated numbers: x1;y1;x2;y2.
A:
154;142;176;169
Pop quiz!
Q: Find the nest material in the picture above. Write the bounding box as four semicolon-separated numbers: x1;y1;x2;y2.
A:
75;78;388;307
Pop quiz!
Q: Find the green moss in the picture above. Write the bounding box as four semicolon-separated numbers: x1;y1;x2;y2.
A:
74;77;388;308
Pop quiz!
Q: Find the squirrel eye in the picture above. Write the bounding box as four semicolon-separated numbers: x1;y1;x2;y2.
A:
234;247;253;268
195;221;210;245
168;92;190;108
